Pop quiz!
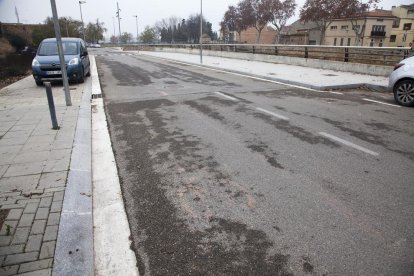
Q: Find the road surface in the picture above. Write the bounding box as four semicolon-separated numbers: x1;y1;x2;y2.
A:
94;47;414;275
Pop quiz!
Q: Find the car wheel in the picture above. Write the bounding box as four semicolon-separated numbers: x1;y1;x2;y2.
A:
35;80;43;86
78;67;85;83
394;79;414;107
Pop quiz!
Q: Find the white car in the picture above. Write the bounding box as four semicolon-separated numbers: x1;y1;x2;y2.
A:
389;56;414;107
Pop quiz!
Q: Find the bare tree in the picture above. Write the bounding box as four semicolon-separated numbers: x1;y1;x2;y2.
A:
170;17;180;43
270;0;296;44
300;0;343;45
239;0;273;44
221;6;237;42
155;16;181;43
220;5;249;43
340;0;380;46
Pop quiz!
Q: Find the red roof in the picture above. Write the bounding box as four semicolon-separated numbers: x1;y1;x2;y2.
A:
364;9;394;17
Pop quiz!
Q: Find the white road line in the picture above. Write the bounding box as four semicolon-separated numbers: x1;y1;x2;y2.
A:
160;91;168;96
363;98;401;107
157;58;343;94
215;92;238;101
255;107;289;120
319;132;379;157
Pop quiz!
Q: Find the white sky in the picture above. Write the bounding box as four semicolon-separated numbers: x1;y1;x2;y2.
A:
0;0;412;39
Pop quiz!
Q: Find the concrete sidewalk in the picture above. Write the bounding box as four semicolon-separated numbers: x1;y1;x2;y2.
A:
136;51;390;91
0;54;138;276
0;76;86;275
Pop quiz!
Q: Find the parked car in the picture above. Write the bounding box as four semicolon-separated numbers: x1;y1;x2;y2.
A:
389;56;414;107
32;37;90;86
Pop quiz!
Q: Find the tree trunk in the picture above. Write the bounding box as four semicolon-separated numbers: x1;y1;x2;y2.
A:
256;29;262;44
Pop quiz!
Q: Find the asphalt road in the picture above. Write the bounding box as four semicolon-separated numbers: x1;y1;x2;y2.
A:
93;47;414;275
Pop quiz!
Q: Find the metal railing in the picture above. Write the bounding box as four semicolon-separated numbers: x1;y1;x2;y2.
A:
121;43;410;66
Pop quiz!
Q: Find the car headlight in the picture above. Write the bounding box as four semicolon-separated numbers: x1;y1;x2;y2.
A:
68;58;79;65
32;59;40;66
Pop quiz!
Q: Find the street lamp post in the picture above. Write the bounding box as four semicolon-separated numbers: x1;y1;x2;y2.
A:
49;0;71;106
79;1;86;41
133;15;139;43
200;0;203;64
116;2;122;44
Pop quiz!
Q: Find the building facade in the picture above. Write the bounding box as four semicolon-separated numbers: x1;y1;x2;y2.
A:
236;26;276;44
389;4;414;47
279;20;321;45
325;10;395;47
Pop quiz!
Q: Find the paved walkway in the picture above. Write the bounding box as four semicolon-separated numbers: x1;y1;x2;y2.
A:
0;77;84;275
135;51;390;91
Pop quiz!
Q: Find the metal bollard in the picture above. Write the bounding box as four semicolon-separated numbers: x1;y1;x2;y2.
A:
44;82;59;130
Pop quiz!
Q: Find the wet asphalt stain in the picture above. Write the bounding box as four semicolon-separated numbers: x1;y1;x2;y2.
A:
323;118;414;160
235;105;339;147
303;262;314;274
183;98;286;170
184;100;226;122
104;54;240;87
100;59;153;86
105;98;293;275
364;121;404;134
374;109;390;114
273;105;287;111
201;217;293;275
253;89;343;101
247;140;284;169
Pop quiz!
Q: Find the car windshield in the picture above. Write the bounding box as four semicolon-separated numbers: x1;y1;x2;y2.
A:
38;41;78;56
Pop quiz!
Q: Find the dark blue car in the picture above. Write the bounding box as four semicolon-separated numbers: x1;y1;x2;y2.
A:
32;37;90;85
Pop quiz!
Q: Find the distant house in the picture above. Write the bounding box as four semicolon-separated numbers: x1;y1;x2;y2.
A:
390;4;414;47
236;26;277;44
325;9;396;47
279;20;321;45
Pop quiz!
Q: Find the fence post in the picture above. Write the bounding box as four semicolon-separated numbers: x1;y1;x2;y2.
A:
252;45;255;54
404;49;409;59
44;82;59;130
275;46;278;55
344;47;349;62
305;47;308;58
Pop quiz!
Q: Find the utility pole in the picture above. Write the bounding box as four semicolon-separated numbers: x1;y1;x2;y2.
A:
15;6;20;23
49;0;71;106
112;17;116;38
133;15;139;43
200;0;203;64
79;1;86;41
116;2;122;44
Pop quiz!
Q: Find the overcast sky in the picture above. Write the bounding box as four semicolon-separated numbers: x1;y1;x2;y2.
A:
0;0;412;40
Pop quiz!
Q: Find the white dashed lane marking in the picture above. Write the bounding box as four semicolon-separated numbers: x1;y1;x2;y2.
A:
215;92;238;101
363;98;401;108
255;107;289;121
319;132;379;157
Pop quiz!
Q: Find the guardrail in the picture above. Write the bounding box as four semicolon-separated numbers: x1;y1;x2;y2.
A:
121;44;410;66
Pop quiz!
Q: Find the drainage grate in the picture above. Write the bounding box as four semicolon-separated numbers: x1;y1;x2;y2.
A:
92;94;102;99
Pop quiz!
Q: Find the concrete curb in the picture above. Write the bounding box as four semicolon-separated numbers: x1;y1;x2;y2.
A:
137;52;389;92
90;55;139;275
53;77;93;275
